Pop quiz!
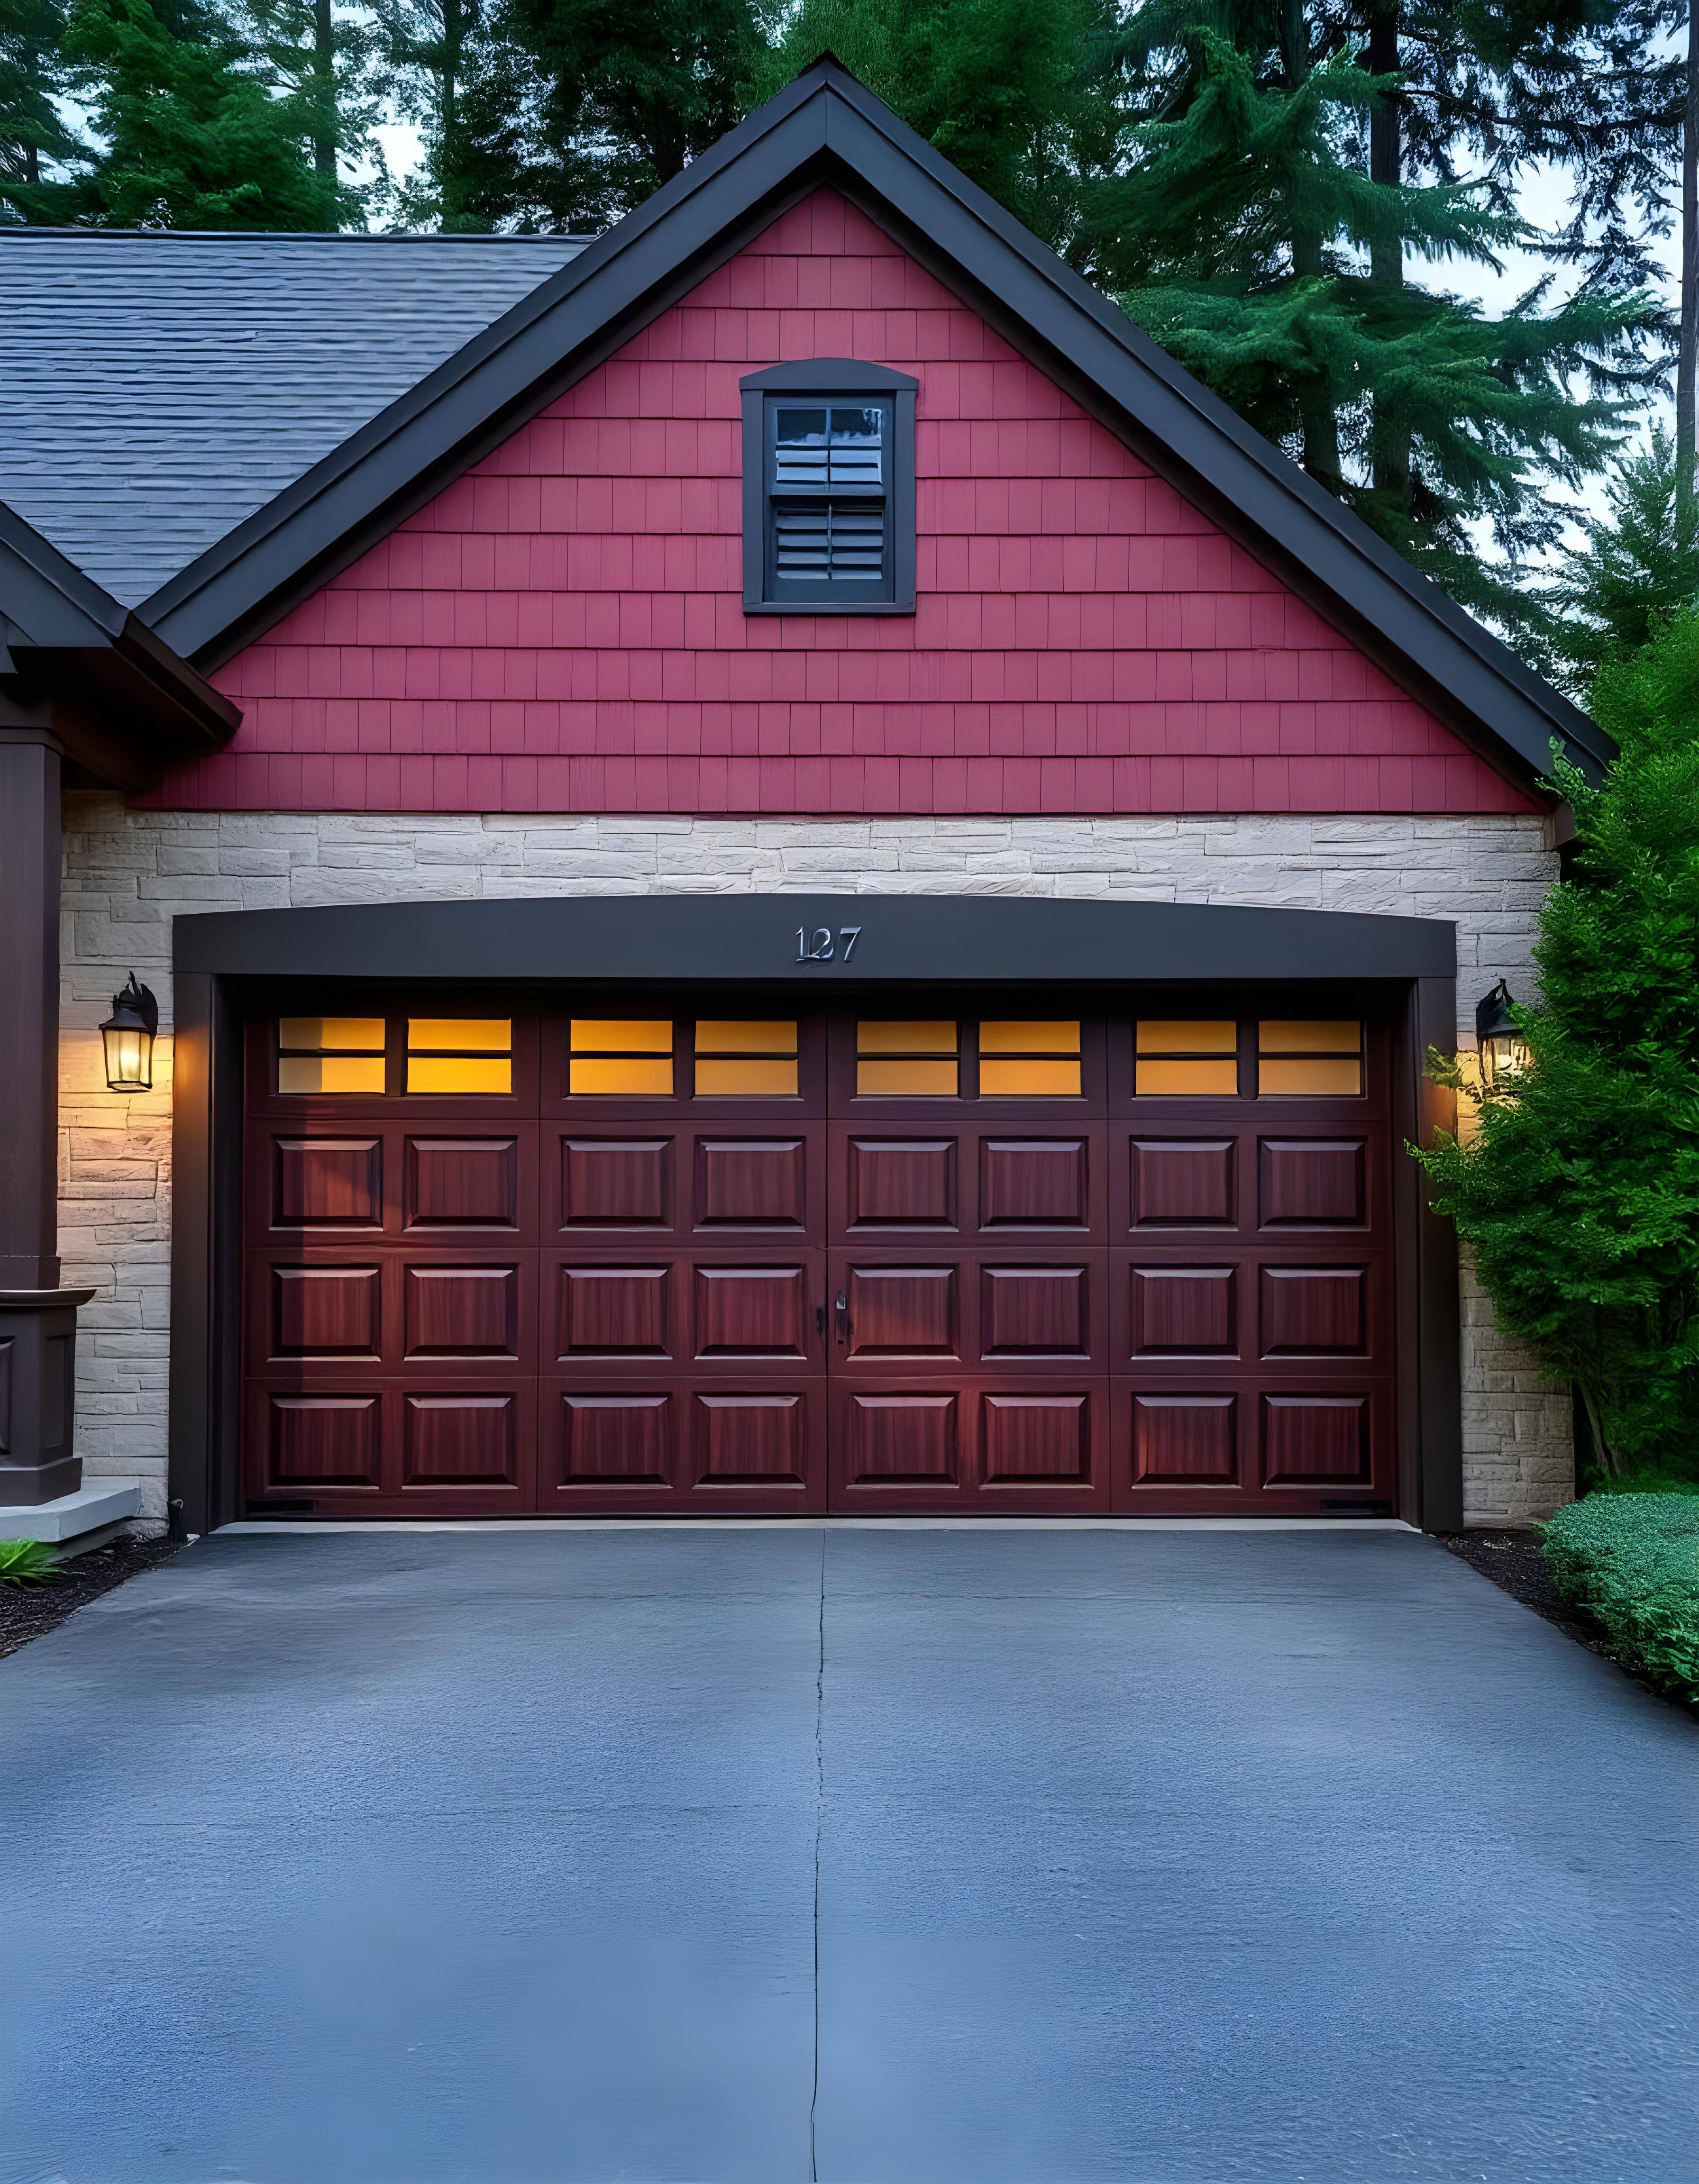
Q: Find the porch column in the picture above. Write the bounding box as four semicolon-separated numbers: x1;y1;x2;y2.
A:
0;715;88;1503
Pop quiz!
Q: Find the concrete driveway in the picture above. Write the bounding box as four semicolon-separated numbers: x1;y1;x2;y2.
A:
1;1525;1693;2184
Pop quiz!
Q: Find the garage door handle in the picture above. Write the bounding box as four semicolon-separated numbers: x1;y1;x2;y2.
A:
834;1291;849;1346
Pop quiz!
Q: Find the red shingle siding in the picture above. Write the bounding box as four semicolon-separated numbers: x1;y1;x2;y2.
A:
144;190;1535;815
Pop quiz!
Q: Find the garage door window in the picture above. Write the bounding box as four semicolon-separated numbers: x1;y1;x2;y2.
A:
406;1019;512;1095
1258;1020;1363;1097
694;1020;799;1097
857;1020;958;1097
570;1019;674;1096
276;1017;386;1094
979;1020;1081;1097
1135;1021;1238;1096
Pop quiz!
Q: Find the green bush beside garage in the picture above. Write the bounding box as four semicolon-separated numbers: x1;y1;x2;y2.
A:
1542;1493;1699;1705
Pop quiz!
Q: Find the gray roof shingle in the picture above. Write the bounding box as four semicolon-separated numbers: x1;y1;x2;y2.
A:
0;230;588;607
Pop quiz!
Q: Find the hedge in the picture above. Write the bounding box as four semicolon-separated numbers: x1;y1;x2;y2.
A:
1541;1493;1699;1704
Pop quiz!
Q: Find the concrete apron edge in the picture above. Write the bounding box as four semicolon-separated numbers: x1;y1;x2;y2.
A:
215;1517;1418;1533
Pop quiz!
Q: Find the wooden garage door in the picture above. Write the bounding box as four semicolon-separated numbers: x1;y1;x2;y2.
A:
242;999;1397;1517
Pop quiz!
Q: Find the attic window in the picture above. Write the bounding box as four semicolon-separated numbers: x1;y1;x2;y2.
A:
740;360;917;613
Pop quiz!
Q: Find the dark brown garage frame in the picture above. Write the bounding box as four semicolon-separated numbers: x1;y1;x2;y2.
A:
170;893;1460;1533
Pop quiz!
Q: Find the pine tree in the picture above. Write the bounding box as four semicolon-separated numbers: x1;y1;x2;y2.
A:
1088;3;1662;632
247;0;387;206
1;0;91;217
1542;433;1699;695
383;0;761;231
1311;0;1681;543
752;0;1119;260
54;0;354;226
1416;611;1699;1482
375;0;493;227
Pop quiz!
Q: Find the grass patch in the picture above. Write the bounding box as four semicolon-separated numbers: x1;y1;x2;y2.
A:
1541;1492;1699;1705
0;1538;63;1586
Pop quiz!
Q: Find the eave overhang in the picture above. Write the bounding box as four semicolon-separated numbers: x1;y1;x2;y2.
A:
136;57;1607;795
0;499;238;787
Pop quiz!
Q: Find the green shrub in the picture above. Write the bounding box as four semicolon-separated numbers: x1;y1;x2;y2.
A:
1541;1493;1699;1703
0;1538;63;1586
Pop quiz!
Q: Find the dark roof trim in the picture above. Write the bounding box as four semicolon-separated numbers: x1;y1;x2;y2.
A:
138;56;1605;788
740;356;920;391
0;497;238;785
175;890;1457;983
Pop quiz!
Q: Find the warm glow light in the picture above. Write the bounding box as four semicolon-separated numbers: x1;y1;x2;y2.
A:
1475;981;1529;1088
100;974;158;1091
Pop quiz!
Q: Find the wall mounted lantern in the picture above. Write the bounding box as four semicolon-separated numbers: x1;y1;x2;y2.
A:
101;974;158;1091
1475;979;1528;1087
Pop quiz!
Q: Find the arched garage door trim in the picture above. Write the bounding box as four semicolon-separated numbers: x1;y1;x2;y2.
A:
169;894;1460;1532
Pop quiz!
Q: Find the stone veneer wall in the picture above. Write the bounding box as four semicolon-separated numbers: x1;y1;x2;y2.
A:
58;797;1572;1528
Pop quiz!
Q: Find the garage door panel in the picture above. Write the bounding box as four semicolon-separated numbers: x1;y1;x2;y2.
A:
555;1263;674;1360
403;1264;524;1359
259;1390;383;1490
556;1390;674;1485
244;1380;538;1508
403;1390;525;1487
1260;1265;1370;1356
843;1392;959;1483
982;1392;1091;1481
559;1136;675;1230
978;1134;1101;1236
694;1391;810;1483
403;1134;530;1235
694;1137;812;1231
694;1265;812;1357
1123;1137;1238;1230
1258;1138;1370;1229
536;1381;827;1508
981;1265;1094;1359
270;1134;385;1232
829;1380;1110;1507
1129;1391;1240;1484
838;1136;959;1233
247;1249;536;1375
269;1263;383;1360
846;1265;958;1358
1127;1264;1238;1358
1262;1392;1373;1483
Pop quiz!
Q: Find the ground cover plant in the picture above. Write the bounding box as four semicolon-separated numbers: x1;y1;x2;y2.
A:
0;1534;184;1659
0;1538;60;1585
1541;1492;1699;1704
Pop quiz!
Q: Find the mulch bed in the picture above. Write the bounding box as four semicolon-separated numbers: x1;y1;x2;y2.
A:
1438;1528;1680;1700
0;1534;186;1661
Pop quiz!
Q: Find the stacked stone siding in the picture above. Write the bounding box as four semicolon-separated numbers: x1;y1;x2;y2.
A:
60;796;1572;1526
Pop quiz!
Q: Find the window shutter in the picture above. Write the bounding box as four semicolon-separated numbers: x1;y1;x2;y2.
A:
767;401;892;599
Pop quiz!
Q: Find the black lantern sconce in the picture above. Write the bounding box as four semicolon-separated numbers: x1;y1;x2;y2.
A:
101;974;159;1092
1475;979;1528;1087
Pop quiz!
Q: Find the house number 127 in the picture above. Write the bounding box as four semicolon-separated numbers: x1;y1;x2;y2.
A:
796;925;861;963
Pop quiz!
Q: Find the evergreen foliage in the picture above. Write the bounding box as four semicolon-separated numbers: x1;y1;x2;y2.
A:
44;0;354;225
752;0;1118;260
1093;5;1663;633
1541;1492;1699;1703
1542;433;1699;696
383;0;762;231
0;0;91;217
1415;611;1699;1481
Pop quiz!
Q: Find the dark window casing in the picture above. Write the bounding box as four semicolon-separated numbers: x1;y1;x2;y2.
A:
740;359;918;614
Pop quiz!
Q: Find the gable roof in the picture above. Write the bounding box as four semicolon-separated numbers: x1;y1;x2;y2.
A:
0;230;587;608
128;58;1602;789
0;496;237;786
